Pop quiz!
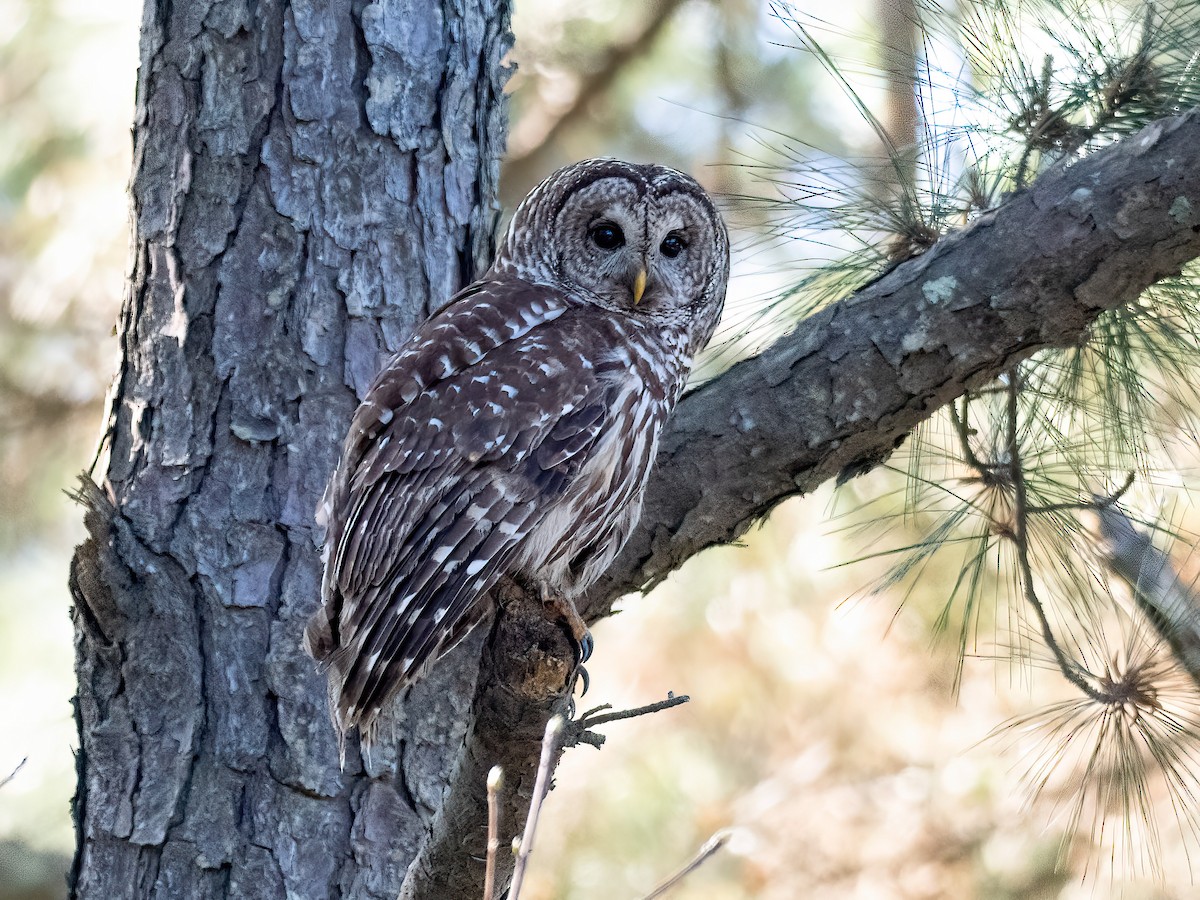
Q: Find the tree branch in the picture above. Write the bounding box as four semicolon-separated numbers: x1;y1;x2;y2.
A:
403;107;1200;899
1097;503;1200;688
563;693;690;750
589;105;1200;616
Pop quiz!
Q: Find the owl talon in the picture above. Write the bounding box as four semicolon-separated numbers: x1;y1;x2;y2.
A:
540;587;592;661
578;630;593;664
575;663;590;697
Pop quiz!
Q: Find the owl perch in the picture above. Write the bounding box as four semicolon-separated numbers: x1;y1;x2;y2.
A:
396;579;578;900
397;581;692;900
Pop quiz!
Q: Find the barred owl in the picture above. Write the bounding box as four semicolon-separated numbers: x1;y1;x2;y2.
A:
305;158;729;743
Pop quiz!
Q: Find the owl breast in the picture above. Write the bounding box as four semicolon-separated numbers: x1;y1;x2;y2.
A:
512;322;692;595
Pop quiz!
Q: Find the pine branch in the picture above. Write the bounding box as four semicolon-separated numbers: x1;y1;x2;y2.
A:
587;105;1200;619
1004;365;1107;702
402;107;1200;899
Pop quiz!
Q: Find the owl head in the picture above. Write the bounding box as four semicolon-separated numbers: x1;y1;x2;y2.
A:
494;158;729;341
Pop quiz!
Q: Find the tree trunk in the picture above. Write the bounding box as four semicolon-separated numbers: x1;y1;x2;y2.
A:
67;0;1200;896
69;2;513;897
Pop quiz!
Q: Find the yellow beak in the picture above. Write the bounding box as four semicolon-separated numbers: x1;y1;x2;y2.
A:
632;269;647;305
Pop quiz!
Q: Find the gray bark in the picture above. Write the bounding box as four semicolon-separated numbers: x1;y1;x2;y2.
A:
70;1;513;897
67;1;1200;898
1098;505;1200;687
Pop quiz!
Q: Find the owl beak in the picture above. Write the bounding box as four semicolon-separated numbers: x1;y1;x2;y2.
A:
632;268;647;305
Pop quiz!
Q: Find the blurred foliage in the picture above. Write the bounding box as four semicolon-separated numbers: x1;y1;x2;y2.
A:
0;0;132;534
4;0;1200;898
0;0;138;891
504;0;836;203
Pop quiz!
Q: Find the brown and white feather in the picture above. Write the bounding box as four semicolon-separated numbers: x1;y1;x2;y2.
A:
305;158;729;745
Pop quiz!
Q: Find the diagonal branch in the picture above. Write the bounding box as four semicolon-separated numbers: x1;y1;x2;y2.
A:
1097;503;1200;688
589;105;1200;617
402;106;1200;899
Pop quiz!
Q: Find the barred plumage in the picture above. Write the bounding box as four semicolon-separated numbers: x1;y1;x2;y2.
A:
305;158;729;744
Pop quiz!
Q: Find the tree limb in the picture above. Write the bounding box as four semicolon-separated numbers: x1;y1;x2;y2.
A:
1097;503;1200;688
590;105;1200;616
404;107;1200;898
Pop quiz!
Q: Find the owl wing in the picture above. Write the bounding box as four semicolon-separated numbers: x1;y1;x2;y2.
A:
305;278;615;736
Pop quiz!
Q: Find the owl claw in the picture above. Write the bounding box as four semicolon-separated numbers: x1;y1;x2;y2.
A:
540;586;593;664
578;630;593;663
574;663;590;697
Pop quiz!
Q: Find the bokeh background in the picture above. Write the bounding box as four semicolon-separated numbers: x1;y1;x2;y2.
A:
0;1;1193;897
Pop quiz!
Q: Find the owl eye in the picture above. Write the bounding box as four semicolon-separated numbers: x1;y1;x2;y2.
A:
659;232;687;258
589;223;625;251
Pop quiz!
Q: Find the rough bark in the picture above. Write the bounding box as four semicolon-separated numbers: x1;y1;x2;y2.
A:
67;1;1200;898
70;1;513;897
397;580;579;899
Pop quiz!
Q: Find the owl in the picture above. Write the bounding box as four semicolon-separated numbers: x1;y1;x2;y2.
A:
305;158;729;744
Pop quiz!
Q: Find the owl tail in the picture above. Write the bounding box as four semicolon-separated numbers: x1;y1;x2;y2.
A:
301;606;352;767
302;606;335;663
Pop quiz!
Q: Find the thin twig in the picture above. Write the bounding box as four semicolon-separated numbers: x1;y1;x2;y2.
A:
948;397;989;474
640;829;732;900
1028;471;1136;514
507;716;563;900
564;693;690;749
483;766;503;900
1004;367;1106;703
0;757;26;790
